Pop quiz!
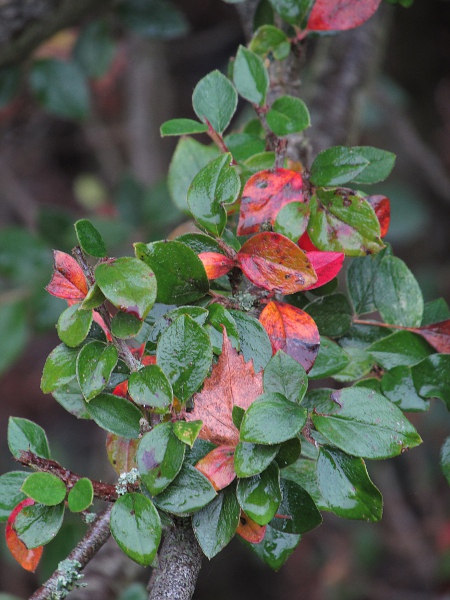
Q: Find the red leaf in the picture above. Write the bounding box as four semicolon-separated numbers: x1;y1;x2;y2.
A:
304;251;344;290
307;0;382;31
367;194;390;238
195;445;236;491
298;231;319;252
185;330;263;446
412;320;450;354
46;250;88;300
259;301;320;372
198;252;235;280
237;232;317;294
236;512;266;543
237;169;304;235
92;311;113;342
113;380;129;398
6;499;43;572
142;355;157;366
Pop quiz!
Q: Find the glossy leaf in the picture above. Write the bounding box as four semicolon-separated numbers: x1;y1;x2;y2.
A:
236;463;281;525
110;312;143;339
350;147;396;184
149;306;208;343
367;194;391;237
317;447;382;521
249;25;290;59
237;169;304;236
46;250;88;300
186;331;263;445
276;438;301;469
157;315;213;403
347;252;385;315
282;457;328;510
81;284;105;310
76;341;118;401
233;46;269;106
260;301;320;372
311;387;422;459
6;499;43;572
304;294;353;338
373;256;423;327
270;479;322;535
15;502;64;548
192;486;241;559
106;434;139;475
57;303;93;348
421;298;450;326
198;252;235;280
413;320;450;354
274;202;310;241
206;304;240;354
308;337;350;379
263;350;308;403
234;442;279;478
128;365;172;412
135;240;209;305
110;493;161;566
41;344;79;394
267;0;313;25
236;512;266;543
173;421;203;447
307;0;383;31
225;132;266;162
52;380;90;419
244;151;276;172
160;118;208;136
7;417;50;460
74;219;107;258
196;446;236;491
21;473;66;506
368;331;432;369
310;147;369;186
176;232;226;255
0;472;28;522
244;524;301;571
152;464;217;516
412;354;450;409
240;393;308;445
87;393;142;438
307;252;345;292
67;478;94;512
187;153;241;236
95;257;156;320
192;70;238;135
381;366;430;412
229;310;272;372
266;95;310;136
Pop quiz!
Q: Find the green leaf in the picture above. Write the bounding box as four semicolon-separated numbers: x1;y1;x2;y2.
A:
0;66;21;109
173;421;203;447
176;232;227;255
270;479;322;534
76;341;118;401
440;437;450;486
52;379;91;419
234;442;279;478
275;437;301;468
149;306;208;343
244;151;276;172
350;147;396;185
347;252;387;315
137;423;185;496
73;20;116;79
30;59;90;120
22;473;66;506
87;393;142;438
7;417;50;459
118;0;188;39
160;118;208;136
41;344;79;393
152;464;216;516
74;219;107;257
187;153;241;236
81;284;105;310
236;463;281;525
192;486;241;559
111;312;143;339
135;240;209;305
0;472;28;521
15;503;64;548
249;25;290;58
229;310;272;372
192;70;238;135
317;447;382;521
368;331;432;369
274;202;310;242
421;298;450;326
282;457;327;510
156;315;213;403
304;294;352;338
308;337;350;379
206;304;240;354
311;387;422;459
310;146;369;187
0;301;29;376
232;406;245;430
57;303;93;347
412;354;450;409
240;393;308;445
223;133;266;162
381;365;430;412
263;351;308;403
373;256;423;327
185;439;216;466
233;46;269;106
267;0;314;25
67;478;94;512
95;257;157;320
243;524;301;571
128;365;172;413
266;95;310;136
110;493;161;566
168;137;219;212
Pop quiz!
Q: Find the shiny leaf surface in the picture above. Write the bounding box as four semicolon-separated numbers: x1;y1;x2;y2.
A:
128;365;172;412
233;46;269;106
192;70;238;134
263;350;308;403
236;463;281;525
270;479;322;534
87;393;142;438
57;303;93;348
195;446;236;491
76;341;118;401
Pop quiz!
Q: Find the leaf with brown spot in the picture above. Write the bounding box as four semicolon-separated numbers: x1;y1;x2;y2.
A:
259;301;320;372
106;433;139;475
236;512;266;543
237;232;317;294
185;330;263;446
5;499;43;572
307;0;382;31
46;250;88;300
198;252;235;280
237;169;305;235
195;445;236;490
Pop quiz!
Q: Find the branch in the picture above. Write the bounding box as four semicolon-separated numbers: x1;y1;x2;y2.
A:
29;505;113;600
147;519;203;600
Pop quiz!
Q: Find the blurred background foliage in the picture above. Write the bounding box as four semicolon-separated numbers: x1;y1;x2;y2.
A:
1;0;450;598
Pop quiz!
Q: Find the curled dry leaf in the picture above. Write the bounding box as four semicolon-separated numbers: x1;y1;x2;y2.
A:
6;498;43;572
307;0;382;32
237;169;304;235
46;250;88;300
198;252;236;280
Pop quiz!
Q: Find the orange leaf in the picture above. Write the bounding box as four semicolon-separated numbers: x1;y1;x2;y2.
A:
195;445;236;491
237;169;304;235
46;250;88;300
304;251;344;290
236;512;266;543
412;320;450;354
6;499;43;572
237;232;317;294
198;252;236;280
259;301;320;372
367;195;390;238
307;0;382;32
142;355;157;366
185;330;263;446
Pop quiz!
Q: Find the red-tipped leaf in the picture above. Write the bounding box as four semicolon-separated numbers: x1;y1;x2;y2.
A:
195;445;236;491
307;0;382;31
46;250;88;300
304;251;344;290
198;252;235;280
6;499;43;572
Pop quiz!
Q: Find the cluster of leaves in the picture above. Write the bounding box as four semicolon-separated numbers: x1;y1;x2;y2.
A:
2;0;443;582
